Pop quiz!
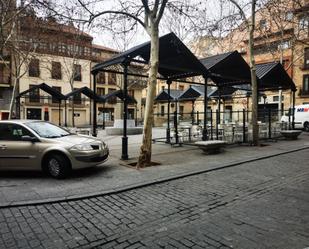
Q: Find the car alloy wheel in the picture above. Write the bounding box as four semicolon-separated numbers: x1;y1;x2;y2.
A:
48;158;61;177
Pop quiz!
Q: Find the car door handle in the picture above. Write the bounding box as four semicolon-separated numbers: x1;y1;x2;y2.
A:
0;145;7;150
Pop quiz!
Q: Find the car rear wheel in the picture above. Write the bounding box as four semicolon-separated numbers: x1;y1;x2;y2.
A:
44;153;71;179
304;122;309;132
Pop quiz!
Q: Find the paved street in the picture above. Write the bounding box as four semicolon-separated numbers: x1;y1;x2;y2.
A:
1;148;309;249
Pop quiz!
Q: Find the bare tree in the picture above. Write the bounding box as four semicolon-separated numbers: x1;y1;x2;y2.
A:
35;0;204;167
0;1;43;119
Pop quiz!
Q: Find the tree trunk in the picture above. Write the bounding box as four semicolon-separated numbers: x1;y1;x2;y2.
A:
249;0;258;146
136;26;159;168
8;77;19;119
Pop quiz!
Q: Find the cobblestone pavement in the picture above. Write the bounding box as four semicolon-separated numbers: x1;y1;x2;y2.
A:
1;149;309;249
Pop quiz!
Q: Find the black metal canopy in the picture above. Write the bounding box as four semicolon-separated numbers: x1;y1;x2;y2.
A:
210;86;238;99
65;87;105;102
200;51;252;87
103;89;137;104
92;32;210;80
178;85;216;101
17;83;66;100
155;89;184;102
256;62;296;91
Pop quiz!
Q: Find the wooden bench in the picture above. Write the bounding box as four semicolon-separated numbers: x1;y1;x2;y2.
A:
195;140;227;154
280;130;302;140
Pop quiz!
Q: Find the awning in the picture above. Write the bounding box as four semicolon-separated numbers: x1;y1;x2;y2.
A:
92;33;210;80
103;89;137;104
178;85;216;101
155;89;184;102
17;83;66;100
256;62;296;91
200;51;252;87
92;33;209;80
65;87;105;102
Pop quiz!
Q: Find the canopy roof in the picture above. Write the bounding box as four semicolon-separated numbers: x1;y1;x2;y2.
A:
178;85;216;100
200;51;251;87
255;62;296;91
155;89;184;102
65;87;105;102
17;83;66;100
103;90;137;104
210;86;238;99
92;32;209;80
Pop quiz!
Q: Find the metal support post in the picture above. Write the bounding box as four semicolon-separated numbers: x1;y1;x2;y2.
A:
122;62;129;160
292;90;296;130
216;109;219;140
210;109;213;140
92;73;97;137
174;110;179;144
166;80;171;143
202;76;208;141
268;108;271;139
243;109;246;143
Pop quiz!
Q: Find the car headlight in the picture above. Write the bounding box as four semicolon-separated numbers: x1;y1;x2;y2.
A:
102;142;108;150
70;144;93;151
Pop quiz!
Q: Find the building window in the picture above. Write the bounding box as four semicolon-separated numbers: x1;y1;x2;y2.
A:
108;73;117;85
273;95;284;102
304;48;309;69
97;72;106;84
278;41;290;50
0;64;10;84
259;19;267;29
51;62;62;79
179;85;184;91
303;75;309;95
29;84;40;103
0;89;4;99
160;105;165;116
128;90;134;98
107;88;117;104
179;106;184;115
29;59;40;77
285;11;293;21
97;87;105;96
299;15;309;30
73;88;82;104
52;86;61;104
73;64;82;81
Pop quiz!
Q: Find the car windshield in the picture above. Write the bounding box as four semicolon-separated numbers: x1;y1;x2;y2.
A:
25;122;71;138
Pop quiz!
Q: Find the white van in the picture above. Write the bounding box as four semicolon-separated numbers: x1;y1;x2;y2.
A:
281;104;309;131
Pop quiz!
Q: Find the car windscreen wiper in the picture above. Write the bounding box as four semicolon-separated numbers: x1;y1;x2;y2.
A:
45;135;61;138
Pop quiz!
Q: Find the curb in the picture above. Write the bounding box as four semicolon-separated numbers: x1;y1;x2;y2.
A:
1;145;309;209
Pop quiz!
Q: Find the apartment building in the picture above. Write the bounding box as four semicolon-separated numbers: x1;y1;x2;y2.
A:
191;0;309;113
0;8;146;126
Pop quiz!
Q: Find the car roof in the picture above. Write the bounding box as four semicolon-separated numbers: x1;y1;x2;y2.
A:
0;119;42;124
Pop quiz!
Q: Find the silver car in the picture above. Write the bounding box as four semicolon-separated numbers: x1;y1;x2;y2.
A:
0;120;109;178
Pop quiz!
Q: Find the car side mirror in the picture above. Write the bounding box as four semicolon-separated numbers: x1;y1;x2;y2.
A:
21;135;39;143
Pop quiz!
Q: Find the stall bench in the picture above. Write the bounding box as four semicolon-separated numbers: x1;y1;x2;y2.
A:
280;130;302;140
195;140;227;154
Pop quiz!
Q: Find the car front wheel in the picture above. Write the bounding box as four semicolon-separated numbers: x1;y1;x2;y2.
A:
44;153;71;179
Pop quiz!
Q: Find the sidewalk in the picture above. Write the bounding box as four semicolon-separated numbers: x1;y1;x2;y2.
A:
0;128;309;208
